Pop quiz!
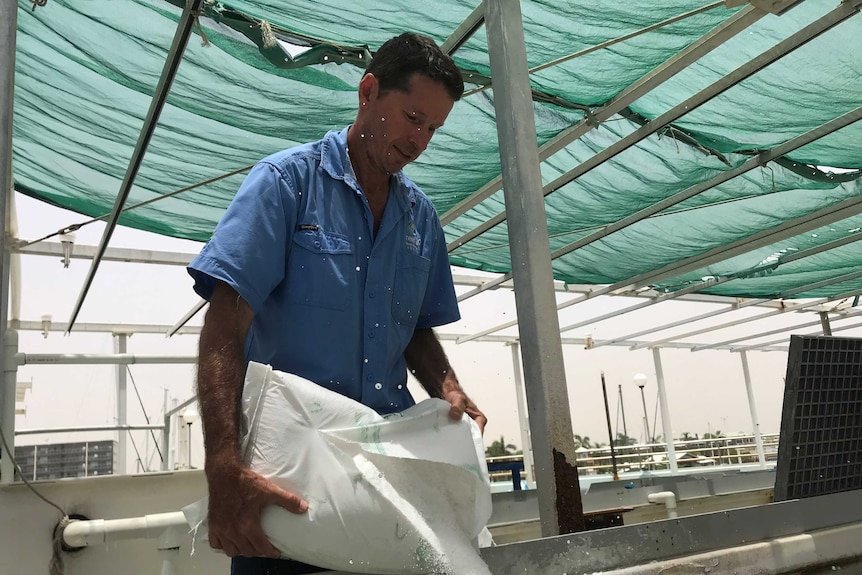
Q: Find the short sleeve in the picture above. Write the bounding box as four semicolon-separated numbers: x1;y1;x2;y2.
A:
416;208;460;329
187;161;298;312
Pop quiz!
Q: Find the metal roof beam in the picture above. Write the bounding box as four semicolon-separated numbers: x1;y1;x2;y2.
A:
619;190;862;295
548;104;862;262
693;307;862;351
441;3;484;55
630;287;862;351
558;276;725;334
634;272;862;350
593;231;862;347
446;2;854;249
451;95;862;308
15;320;202;335
16;241;196;266
459;108;862;344
464;1;729;98
9;318;787;352
166;299;206;337
732;317;862;352
65;0;204;332
441;5;763;228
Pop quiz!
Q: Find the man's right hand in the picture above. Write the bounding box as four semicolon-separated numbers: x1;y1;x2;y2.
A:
206;462;309;558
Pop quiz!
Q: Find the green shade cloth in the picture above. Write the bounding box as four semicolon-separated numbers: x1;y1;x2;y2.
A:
11;0;862;300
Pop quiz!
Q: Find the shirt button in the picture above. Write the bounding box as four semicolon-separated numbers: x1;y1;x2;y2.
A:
374;383;382;390
367;375;373;382
368;331;375;339
397;385;403;390
369;291;375;298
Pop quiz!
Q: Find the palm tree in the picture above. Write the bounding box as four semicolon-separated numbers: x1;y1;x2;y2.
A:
485;435;518;457
614;432;637;446
680;431;696;441
573;434;593;449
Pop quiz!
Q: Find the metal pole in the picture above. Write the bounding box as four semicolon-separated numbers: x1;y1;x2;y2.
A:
66;0;205;332
161;389;170;472
483;0;582;535
819;312;833;336
186;423;193;469
162;405;173;472
114;334;128;474
652;348;677;474
0;0;17;486
440;2;484;55
510;343;535;487
618;384;628;441
1;330;16;484
740;351;767;468
600;373;619;480
638;385;650;444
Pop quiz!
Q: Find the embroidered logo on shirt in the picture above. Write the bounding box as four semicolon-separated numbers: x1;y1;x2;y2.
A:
298;223;319;231
406;221;422;254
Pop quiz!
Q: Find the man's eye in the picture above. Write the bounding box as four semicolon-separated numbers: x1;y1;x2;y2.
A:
405;112;419;123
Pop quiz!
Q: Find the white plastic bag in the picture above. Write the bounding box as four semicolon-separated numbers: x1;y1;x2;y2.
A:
184;362;492;574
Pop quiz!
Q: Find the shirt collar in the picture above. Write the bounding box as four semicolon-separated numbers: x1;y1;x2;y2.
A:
320;126;417;208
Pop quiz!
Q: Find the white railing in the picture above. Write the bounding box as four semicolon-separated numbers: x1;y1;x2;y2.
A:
486;434;779;486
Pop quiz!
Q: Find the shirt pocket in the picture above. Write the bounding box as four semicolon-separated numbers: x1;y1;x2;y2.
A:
288;229;353;310
392;253;431;328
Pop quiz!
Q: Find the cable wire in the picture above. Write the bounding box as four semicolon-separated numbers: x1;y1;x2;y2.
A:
127;366;164;463
0;422;67;517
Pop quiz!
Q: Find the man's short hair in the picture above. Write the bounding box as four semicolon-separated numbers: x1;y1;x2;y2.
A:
366;32;464;101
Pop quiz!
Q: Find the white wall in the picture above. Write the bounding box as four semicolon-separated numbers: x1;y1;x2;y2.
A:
0;470;229;574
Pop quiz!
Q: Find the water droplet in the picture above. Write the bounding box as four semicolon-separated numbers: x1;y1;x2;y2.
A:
380;117;385;122
364;358;369;363
355;266;361;271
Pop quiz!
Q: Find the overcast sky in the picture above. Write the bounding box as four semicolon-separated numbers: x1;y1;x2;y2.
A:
11;192;812;472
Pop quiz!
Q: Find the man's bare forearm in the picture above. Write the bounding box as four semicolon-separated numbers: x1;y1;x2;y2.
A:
404;328;460;397
197;282;254;470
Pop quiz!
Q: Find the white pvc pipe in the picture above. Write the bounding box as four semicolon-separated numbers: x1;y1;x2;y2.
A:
16;353;196;365
62;512;188;547
647;491;678;519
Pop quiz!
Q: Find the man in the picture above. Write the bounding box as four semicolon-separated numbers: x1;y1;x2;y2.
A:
188;32;487;575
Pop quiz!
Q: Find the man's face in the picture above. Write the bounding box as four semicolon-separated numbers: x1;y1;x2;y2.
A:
358;73;455;175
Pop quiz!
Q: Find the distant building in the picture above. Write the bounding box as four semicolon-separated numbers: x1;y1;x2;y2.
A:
13;440;117;481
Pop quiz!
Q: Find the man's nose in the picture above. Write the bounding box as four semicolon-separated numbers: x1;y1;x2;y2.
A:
410;128;433;153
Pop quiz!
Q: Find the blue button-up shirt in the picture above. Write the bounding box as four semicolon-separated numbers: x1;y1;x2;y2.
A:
188;127;460;414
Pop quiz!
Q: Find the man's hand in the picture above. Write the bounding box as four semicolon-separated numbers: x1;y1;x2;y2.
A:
207;462;308;558
443;388;487;434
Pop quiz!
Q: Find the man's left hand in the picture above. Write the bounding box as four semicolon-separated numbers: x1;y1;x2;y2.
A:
443;389;487;434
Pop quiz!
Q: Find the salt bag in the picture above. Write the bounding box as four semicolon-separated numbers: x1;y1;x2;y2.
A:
183;362;493;574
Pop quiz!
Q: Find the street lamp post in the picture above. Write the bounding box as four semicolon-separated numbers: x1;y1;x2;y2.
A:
634;373;650;444
180;407;198;469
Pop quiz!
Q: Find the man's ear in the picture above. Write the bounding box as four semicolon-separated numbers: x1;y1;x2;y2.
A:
358;73;379;107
